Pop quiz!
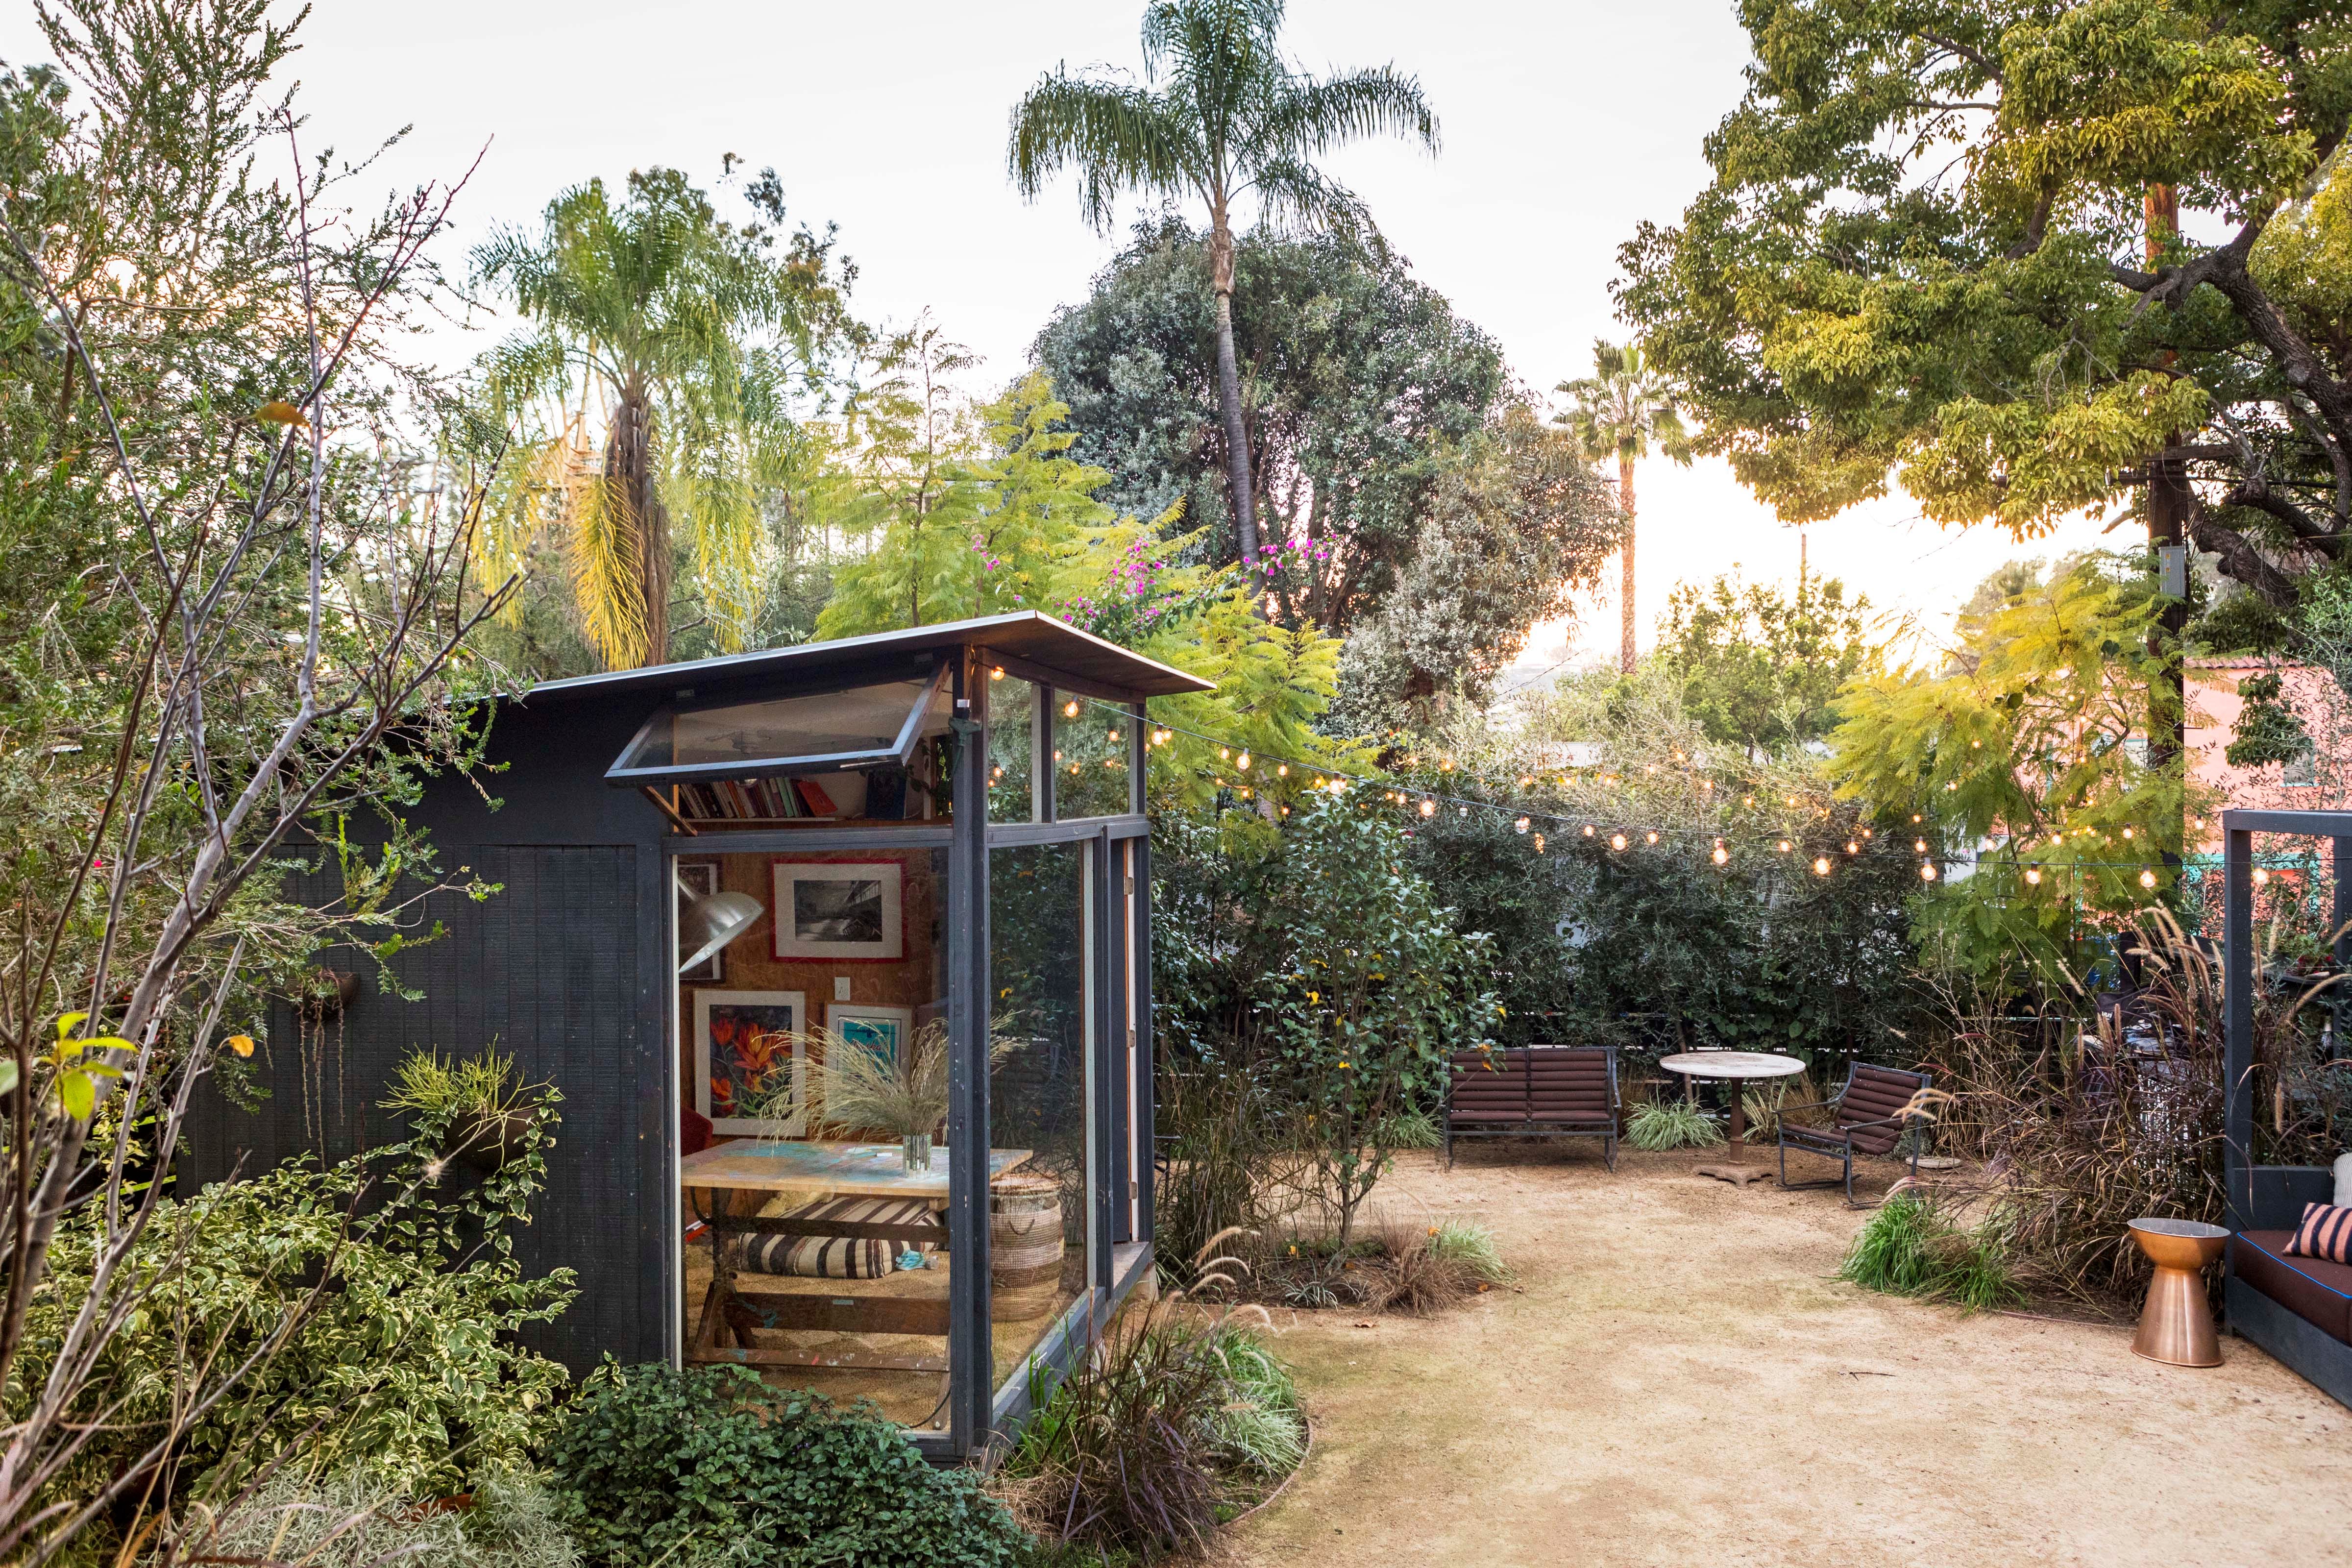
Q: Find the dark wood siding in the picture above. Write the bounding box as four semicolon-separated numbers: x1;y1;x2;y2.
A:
188;843;662;1372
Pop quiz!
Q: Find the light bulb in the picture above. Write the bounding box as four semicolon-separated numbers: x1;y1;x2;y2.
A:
1276;763;1288;777
1236;751;1250;771
1813;857;1832;876
1914;839;1927;853
1582;825;1595;837
2254;867;2271;886
1219;747;1230;760
1611;833;1628;851
1711;845;1728;866
1514;816;1530;833
2139;869;2157;889
1063;699;1080;718
1419;799;1437;818
1645;831;1659;845
1845;841;1858;855
1743;797;1754;808
1920;863;1937;881
2121;827;2132;839
2026;867;2043;885
1911;814;1922;823
1777;840;1791;853
990;666;1005;680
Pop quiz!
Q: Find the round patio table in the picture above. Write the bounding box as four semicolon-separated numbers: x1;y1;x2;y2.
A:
1658;1051;1807;1187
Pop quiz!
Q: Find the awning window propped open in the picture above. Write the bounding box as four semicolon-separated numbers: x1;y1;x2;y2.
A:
606;659;952;785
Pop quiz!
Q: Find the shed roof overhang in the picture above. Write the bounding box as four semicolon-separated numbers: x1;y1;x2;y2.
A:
519;611;1213;709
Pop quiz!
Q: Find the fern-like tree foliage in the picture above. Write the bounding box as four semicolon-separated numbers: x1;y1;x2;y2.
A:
1007;0;1438;575
1556;340;1691;674
471;165;857;668
1617;0;2352;612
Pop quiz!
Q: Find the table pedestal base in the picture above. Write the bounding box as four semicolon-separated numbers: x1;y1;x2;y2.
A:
2131;1264;2223;1367
1693;1162;1775;1186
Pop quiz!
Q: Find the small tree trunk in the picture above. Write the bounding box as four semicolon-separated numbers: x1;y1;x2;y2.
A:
1618;452;1638;674
607;390;669;666
1209;221;1260;578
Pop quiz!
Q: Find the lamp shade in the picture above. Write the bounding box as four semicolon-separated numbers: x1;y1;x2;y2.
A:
679;888;763;974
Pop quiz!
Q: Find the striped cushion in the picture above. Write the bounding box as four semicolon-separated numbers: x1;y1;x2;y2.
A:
742;1196;938;1279
2287;1201;2352;1265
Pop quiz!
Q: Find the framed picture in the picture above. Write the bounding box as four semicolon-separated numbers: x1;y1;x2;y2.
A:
675;860;724;982
694;989;808;1136
826;1003;914;1064
773;859;904;961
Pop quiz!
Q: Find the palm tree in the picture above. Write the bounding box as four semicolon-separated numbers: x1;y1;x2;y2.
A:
1558;340;1691;673
472;167;849;668
1008;0;1437;574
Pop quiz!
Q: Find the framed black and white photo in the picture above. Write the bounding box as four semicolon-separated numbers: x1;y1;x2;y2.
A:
694;988;808;1135
772;859;904;961
675;860;724;981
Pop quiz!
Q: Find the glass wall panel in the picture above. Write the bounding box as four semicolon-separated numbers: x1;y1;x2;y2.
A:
988;841;1095;1389
986;676;1038;823
1054;698;1138;820
673;847;954;1430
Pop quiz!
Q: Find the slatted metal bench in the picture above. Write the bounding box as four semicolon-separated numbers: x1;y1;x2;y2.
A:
1445;1044;1618;1170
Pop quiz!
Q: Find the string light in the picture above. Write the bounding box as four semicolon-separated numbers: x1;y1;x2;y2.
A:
2138;869;2157;889
2254;867;2271;887
1914;839;1928;853
1063;699;1080;718
1582;825;1595;837
1276;763;1288;777
1610;833;1628;851
1845;841;1859;855
990;666;1005;680
2025;867;2043;885
1777;840;1792;853
1419;799;1437;818
1813;856;1832;876
1514;816;1530;833
1711;842;1729;866
1920;863;1937;881
1236;751;1251;771
2121;827;2133;839
1645;831;1659;845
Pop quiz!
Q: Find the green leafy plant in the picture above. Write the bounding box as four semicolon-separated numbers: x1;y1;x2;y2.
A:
1195;1322;1305;1479
1838;1193;2022;1314
1625;1098;1724;1152
15;1103;576;1562
1374;1105;1443;1150
542;1361;1021;1568
1427;1220;1509;1286
383;1044;528;1121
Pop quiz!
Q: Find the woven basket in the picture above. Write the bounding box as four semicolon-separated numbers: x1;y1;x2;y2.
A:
990;1171;1064;1293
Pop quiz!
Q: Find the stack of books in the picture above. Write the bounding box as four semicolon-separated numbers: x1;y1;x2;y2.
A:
676;777;837;821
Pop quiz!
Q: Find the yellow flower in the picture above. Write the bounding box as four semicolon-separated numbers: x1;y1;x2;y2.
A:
1306;990;1320;1004
226;1034;255;1058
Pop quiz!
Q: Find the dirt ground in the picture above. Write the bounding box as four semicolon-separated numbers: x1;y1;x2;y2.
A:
1226;1144;2351;1568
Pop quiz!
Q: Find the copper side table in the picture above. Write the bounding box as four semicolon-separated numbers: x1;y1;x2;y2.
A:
2127;1218;2230;1367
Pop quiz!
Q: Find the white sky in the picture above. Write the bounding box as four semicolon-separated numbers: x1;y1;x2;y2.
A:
2;0;2120;670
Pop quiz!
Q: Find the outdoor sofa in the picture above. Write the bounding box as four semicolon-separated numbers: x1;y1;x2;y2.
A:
2227;1166;2352;1409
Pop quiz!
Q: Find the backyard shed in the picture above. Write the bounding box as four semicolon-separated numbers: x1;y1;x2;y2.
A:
188;612;1210;1460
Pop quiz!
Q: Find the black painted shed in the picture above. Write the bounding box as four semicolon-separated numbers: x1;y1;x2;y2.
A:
190;612;1210;1460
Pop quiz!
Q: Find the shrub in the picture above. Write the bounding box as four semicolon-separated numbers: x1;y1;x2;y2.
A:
1001;1305;1303;1554
1427;1220;1509;1285
190;1471;579;1568
1625;1098;1724;1151
15;1100;575;1561
1839;1193;2022;1312
1369;1225;1473;1316
542;1361;1022;1568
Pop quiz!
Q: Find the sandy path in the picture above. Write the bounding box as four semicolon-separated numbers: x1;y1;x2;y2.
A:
1226;1146;2350;1568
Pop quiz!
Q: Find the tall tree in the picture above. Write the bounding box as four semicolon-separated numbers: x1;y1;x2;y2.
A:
1007;0;1439;573
1617;0;2351;616
1557;339;1690;674
473;164;854;668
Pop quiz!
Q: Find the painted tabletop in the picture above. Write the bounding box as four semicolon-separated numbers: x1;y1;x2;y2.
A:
678;1139;1032;1196
1657;1051;1808;1081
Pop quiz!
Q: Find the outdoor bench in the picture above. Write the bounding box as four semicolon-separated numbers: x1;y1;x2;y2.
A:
1445;1044;1618;1169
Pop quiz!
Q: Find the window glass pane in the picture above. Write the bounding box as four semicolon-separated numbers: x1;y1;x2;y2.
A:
989;841;1094;1391
617;671;936;774
1053;697;1138;819
986;676;1037;823
674;847;955;1432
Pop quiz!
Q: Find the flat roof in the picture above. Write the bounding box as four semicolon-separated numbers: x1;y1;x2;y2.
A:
521;611;1215;705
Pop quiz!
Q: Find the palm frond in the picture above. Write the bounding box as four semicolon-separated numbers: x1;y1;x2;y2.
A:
567;459;648;668
1009;73;1195;230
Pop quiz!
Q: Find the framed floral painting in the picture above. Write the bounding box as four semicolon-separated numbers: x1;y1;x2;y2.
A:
694;988;807;1136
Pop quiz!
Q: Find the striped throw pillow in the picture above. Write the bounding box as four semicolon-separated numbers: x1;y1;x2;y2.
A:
2286;1201;2352;1265
742;1196;940;1279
